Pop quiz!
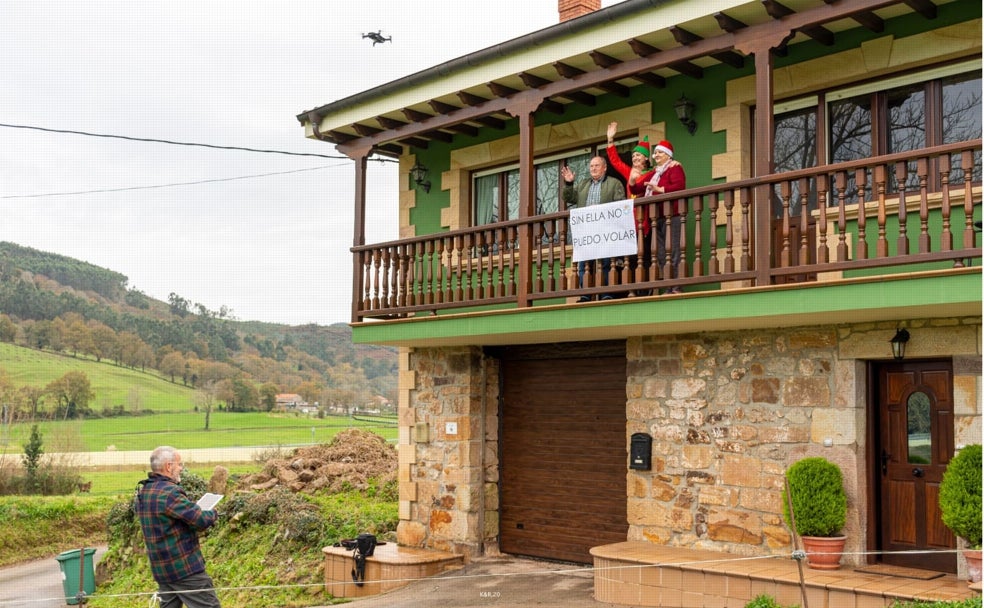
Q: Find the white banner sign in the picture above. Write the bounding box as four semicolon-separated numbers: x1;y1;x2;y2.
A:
569;199;637;263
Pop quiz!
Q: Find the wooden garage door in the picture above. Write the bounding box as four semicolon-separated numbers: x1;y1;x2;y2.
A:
498;345;628;564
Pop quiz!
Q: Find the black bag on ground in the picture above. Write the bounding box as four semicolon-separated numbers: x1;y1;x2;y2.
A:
350;533;377;586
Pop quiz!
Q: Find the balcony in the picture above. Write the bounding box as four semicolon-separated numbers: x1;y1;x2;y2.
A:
352;141;982;323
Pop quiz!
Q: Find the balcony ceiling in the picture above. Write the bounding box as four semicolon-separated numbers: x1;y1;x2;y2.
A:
297;0;952;157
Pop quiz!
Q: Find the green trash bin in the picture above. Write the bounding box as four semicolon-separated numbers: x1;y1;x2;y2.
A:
55;547;96;605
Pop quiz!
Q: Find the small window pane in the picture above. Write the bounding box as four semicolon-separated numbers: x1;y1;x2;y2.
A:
774;107;818;216
829;94;872;163
907;391;932;464
506;169;520;221
536;163;560;215
943;72;983;184
474;174;499;226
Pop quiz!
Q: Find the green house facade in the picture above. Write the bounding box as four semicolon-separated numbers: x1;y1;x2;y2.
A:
298;0;982;582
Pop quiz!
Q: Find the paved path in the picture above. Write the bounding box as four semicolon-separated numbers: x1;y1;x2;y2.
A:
0;548;106;608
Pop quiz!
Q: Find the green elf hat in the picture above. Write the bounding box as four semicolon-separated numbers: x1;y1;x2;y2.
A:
633;137;651;157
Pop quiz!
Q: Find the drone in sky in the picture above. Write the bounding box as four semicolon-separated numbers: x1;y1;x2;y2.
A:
362;31;392;46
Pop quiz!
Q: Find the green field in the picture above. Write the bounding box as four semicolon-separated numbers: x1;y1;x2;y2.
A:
0;342;397;453
1;342;197;413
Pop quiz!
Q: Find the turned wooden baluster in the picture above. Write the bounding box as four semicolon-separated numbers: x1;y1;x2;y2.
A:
779;181;792;268
533;222;545;294
875;165;889;258
380;247;391;310
917;157;931;254
709;192;720;276
722;190;734;274
835;172;848;262
961;150;976;252
939;154;953;256
798;177;811;265
895;161;910;256
362;251;372;312
692;193;703;277
648;201;660;281
855;169;869;260
816;174;829;264
545;220;557;293
739;188;750;272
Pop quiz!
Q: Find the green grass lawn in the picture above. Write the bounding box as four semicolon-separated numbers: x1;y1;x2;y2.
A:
1;342;196;413
2;412;397;452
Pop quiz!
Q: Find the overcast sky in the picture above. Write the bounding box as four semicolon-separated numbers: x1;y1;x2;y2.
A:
0;1;618;326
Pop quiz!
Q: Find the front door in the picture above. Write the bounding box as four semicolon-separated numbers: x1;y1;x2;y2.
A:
876;360;956;573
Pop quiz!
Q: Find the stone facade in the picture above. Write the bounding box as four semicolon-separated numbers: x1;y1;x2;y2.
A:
397;318;981;565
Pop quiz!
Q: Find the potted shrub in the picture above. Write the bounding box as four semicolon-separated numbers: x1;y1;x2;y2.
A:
938;444;982;584
783;456;847;570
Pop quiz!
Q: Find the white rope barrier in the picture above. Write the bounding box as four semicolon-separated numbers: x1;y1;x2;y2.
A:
6;547;976;606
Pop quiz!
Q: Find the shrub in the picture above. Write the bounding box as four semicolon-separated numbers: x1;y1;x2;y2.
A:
745;594;798;608
938;444;982;548
783;457;846;537
890;599;983;608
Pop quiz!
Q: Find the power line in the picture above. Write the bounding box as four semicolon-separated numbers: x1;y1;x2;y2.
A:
0;122;347;159
0;165;340;199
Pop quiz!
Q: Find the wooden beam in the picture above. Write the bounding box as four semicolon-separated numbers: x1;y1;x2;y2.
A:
520;72;596;105
591;51;666;88
627;38;704;78
902;0;936;19
553;61;630;96
341;0;905;150
822;0;884;32
428;100;460;115
422;130;453;143
762;0;835;46
376;116;407;130
351;123;382;137
670;26;745;68
446;123;479;137
714;11;748;33
402;108;432;123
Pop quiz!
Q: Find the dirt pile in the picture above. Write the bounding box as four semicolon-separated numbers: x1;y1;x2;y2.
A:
238;429;397;494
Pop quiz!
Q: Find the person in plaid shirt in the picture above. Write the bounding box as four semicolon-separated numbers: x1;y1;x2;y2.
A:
135;446;221;608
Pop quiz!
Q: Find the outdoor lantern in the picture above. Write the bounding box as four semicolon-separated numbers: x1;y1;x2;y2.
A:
890;327;910;360
674;94;697;135
409;162;431;193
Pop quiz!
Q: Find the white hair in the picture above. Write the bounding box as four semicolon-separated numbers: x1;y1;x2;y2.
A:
150;446;178;473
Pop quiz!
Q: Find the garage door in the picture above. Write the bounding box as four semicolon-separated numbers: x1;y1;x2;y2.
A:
497;343;628;564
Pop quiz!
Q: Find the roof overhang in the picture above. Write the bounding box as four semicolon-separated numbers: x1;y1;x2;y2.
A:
296;0;951;157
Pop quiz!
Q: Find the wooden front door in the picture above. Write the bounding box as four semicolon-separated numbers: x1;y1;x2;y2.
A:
496;342;628;564
876;360;956;573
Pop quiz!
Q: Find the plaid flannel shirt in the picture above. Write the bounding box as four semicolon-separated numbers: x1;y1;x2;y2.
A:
135;473;216;584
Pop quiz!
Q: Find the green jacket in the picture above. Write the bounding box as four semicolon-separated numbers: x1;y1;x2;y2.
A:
562;175;625;209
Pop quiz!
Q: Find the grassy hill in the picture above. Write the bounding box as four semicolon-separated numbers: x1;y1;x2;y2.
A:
1;342;196;414
0;342;397;452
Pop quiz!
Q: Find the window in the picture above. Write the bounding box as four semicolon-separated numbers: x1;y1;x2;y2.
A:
473;143;630;227
826;64;981;201
774;104;818;217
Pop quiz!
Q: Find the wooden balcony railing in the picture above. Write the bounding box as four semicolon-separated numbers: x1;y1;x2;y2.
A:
352;141;982;321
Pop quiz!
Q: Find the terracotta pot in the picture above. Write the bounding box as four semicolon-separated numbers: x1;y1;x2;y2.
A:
963;549;982;585
801;535;847;570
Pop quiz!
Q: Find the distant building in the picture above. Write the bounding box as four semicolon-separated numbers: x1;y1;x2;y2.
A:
275;393;305;411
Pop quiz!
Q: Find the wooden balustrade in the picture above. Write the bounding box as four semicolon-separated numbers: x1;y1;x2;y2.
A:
352;141;982;320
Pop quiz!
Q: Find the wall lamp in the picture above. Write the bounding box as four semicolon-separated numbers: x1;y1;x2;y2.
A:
674;94;697;135
409;162;431;193
890;326;910;360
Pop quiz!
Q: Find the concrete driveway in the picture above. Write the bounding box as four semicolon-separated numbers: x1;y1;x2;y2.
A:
316;555;622;608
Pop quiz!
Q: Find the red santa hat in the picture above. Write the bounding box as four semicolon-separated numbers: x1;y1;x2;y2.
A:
652;140;674;158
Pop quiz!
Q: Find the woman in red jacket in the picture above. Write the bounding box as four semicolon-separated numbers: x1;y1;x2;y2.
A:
628;140;686;294
605;122;652;294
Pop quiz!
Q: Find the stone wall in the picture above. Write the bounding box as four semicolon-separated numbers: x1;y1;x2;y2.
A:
395;346;495;558
398;317;980;564
625;318;981;566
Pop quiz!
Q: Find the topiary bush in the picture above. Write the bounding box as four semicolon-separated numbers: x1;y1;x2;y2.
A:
938;444;982;549
783;457;847;537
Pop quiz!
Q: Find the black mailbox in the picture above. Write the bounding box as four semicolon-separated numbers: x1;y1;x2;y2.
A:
629;432;652;470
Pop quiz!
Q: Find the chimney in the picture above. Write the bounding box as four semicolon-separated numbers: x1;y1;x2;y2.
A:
559;0;601;22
